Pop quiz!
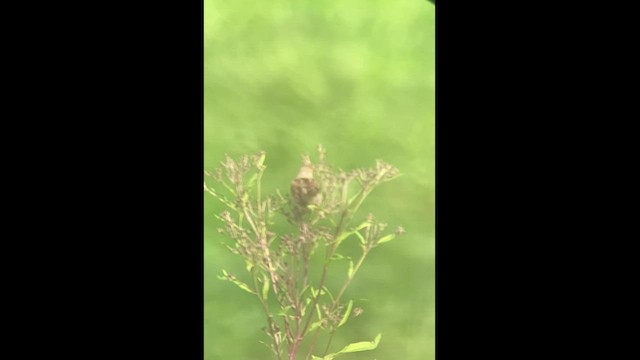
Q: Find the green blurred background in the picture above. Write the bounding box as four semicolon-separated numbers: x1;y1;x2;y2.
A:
204;0;434;359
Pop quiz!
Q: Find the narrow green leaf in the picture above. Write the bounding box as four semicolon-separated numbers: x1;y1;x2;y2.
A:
335;231;352;246
219;179;236;195
223;243;235;254
323;333;382;359
354;231;366;245
259;340;274;354
302;297;312;316
277;305;292;316
339;333;382;353
247;173;258;189
262;274;270;300
338;300;353;327
268;234;278;245
347;260;355;278
347;190;363;207
231;279;255;294
336;221;371;247
355;221;372;231
308;320;323;333
377;234;395;245
321;286;334;301
330;253;345;261
218;270;256;295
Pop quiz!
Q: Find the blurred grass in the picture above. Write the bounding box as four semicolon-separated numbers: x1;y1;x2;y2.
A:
204;0;434;359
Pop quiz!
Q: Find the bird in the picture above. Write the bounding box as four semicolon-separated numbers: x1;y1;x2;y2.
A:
290;165;322;220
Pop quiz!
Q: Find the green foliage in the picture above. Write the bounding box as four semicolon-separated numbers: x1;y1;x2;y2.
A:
204;0;434;359
312;334;382;360
205;149;403;359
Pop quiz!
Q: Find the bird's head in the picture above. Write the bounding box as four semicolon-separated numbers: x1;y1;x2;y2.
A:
296;165;314;179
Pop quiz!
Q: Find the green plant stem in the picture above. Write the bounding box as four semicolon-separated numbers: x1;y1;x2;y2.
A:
256;167;264;217
301;180;361;360
304;327;323;360
243;205;280;297
245;198;297;359
291;251;303;346
322;332;335;357
298;189;368;358
292;219;344;360
317;247;370;357
299;206;349;337
333;247;369;306
242;207;259;236
285;186;373;359
253;270;283;360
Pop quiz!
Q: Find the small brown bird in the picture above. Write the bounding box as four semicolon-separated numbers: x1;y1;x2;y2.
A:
291;165;322;219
